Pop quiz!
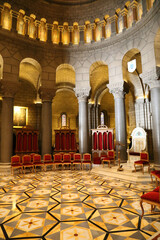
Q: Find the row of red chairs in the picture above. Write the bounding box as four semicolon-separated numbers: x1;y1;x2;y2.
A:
11;153;92;174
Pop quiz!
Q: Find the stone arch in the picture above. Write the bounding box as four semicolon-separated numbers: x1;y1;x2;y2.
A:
90;61;109;102
56;63;75;90
19;58;42;91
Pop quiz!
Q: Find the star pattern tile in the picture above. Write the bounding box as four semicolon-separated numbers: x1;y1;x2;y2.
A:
0;170;159;240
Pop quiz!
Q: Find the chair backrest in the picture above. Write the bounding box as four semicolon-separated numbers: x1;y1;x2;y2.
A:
33;154;41;163
140;152;149;161
83;153;91;161
74;153;81;161
63;153;71;161
54;154;61;161
59;152;64;160
69;152;74;160
108;150;114;159
44;154;52;162
30;153;36;161
11;155;21;165
22;155;32;164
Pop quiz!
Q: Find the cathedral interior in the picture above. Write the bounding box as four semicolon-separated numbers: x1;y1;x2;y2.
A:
0;0;160;239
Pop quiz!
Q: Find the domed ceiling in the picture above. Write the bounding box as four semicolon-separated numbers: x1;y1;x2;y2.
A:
43;0;97;5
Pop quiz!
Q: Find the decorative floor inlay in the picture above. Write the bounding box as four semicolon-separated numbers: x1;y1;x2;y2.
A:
0;170;159;239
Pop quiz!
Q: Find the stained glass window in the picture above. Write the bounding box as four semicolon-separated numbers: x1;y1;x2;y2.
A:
100;112;104;125
61;113;67;127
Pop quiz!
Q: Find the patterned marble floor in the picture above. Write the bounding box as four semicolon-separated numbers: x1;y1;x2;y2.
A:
0;170;159;240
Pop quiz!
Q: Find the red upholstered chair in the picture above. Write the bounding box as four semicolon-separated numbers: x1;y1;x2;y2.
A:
72;153;82;169
30;153;36;162
140;185;160;217
43;154;54;171
53;153;63;170
11;155;23;175
33;154;44;172
22;155;34;174
69;152;75;162
63;153;72;169
93;152;101;164
101;150;115;168
82;153;92;170
134;152;150;174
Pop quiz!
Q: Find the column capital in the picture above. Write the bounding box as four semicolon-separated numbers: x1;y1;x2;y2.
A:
75;88;90;102
140;67;160;84
107;82;128;99
0;80;20;98
39;86;56;102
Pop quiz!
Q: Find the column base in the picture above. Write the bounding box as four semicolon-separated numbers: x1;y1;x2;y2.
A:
0;163;11;176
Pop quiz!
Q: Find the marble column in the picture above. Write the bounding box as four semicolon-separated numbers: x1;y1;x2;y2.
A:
39;87;55;157
0;80;19;174
76;93;89;154
88;103;93;152
150;83;160;165
95;104;100;127
109;86;127;161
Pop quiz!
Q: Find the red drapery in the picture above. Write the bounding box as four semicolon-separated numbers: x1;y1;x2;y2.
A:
23;133;27;152
55;133;60;150
33;133;38;151
28;133;32;152
61;133;65;150
66;133;70;150
17;132;22;152
108;132;113;150
93;132;97;150
71;133;75;150
98;132;103;150
103;132;107;150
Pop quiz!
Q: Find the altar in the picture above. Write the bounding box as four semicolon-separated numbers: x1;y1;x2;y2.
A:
54;127;77;152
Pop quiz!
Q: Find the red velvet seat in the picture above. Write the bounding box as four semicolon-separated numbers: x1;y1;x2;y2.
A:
53;153;63;169
63;153;71;169
22;155;34;174
101;150;115;168
134;152;150;174
43;154;54;171
140;184;160;217
33;154;44;172
82;153;92;170
72;153;82;169
11;155;23;175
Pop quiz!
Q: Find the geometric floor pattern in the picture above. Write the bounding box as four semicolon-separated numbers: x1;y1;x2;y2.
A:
0;170;160;240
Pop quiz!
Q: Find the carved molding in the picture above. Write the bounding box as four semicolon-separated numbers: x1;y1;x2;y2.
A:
107;82;125;99
75;88;90;102
140;67;160;89
39;86;56;102
0;80;20;98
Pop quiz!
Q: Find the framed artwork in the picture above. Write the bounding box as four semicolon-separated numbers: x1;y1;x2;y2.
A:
13;106;28;127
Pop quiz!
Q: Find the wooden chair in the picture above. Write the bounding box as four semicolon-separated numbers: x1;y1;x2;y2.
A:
11;155;23;175
69;152;75;162
82;153;92;170
22;155;34;174
134;152;150;174
30;153;36;162
33;154;44;172
43;154;54;171
53;153;63;170
72;153;82;169
101;150;115;168
140;182;160;217
150;170;160;186
63;153;71;169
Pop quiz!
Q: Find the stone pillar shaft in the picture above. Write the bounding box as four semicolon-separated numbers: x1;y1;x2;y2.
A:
1;97;13;163
41;101;52;156
151;87;160;164
78;97;88;154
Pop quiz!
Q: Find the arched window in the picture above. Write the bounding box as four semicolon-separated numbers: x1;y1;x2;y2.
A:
61;113;67;127
100;112;105;125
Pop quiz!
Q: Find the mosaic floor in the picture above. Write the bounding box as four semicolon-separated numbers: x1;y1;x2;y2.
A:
0;170;159;240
